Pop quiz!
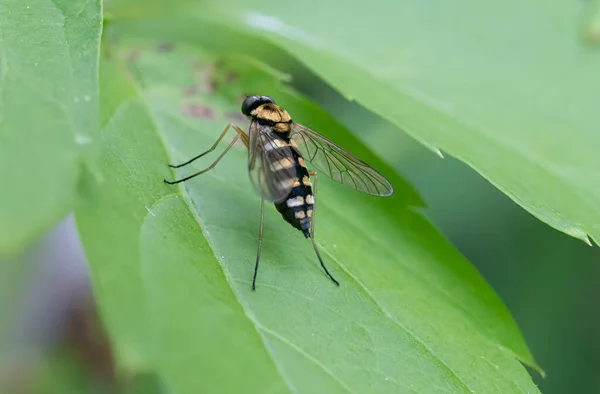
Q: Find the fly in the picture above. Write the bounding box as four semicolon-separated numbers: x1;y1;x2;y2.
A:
164;95;393;290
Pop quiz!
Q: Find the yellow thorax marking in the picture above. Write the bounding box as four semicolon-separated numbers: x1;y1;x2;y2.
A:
255;103;291;123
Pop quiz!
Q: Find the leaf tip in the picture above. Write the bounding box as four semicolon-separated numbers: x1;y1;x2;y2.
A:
527;358;546;379
563;225;593;246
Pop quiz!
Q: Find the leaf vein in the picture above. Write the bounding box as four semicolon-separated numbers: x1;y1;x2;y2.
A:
318;245;475;394
257;324;358;394
134;84;297;394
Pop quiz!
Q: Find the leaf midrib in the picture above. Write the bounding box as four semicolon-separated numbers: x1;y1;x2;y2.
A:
177;186;300;394
131;72;379;392
127;77;297;392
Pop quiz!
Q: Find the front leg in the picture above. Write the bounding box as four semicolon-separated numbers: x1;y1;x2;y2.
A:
168;123;249;168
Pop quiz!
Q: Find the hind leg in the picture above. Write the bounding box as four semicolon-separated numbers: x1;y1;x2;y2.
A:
307;170;339;286
252;198;265;291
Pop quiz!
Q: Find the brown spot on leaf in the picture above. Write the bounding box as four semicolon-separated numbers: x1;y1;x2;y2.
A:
157;42;174;52
183;86;198;96
127;48;141;62
225;71;238;83
214;59;225;70
182;104;214;119
190;57;204;70
206;80;218;93
195;68;218;94
226;112;247;123
585;26;600;45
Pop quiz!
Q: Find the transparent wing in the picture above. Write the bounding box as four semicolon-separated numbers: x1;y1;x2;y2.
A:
291;123;393;196
248;121;297;203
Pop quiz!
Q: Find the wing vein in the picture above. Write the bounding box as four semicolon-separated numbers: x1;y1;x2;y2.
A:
290;123;393;196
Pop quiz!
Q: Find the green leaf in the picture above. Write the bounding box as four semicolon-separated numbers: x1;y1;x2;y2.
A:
194;0;600;245
75;56;168;368
0;0;102;253
31;351;90;394
79;34;540;392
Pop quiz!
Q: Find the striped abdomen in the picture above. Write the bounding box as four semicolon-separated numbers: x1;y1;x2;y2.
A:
274;149;314;238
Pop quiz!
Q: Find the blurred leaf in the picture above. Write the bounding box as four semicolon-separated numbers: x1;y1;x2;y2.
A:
194;0;600;245
0;0;102;253
75;56;168;368
122;372;170;394
79;34;540;392
32;351;89;394
32;350;169;394
104;0;195;19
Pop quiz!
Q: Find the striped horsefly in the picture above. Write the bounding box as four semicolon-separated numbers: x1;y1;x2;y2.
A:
164;96;394;290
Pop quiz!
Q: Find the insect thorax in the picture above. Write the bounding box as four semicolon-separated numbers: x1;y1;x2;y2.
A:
253;104;292;133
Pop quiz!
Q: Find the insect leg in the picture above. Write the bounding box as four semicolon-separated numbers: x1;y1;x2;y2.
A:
164;134;239;184
252;198;265;291
232;124;250;148
168;123;234;168
307;170;339;286
310;237;339;286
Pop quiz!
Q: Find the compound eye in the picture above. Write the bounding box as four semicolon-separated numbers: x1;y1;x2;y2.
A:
241;96;260;116
241;95;276;116
259;95;275;105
